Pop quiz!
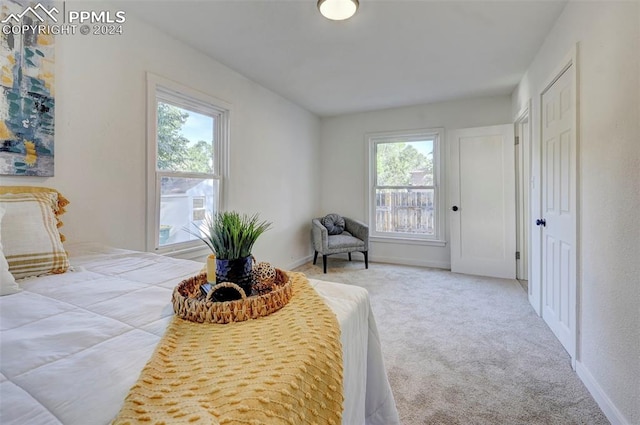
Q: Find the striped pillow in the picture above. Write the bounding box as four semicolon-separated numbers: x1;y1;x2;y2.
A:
0;192;70;279
0;206;20;295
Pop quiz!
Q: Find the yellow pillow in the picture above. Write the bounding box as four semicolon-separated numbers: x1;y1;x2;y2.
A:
0;192;70;279
0;206;20;295
0;186;69;241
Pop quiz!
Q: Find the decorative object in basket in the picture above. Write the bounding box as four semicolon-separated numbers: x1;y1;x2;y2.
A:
252;261;278;294
172;265;292;324
185;211;271;297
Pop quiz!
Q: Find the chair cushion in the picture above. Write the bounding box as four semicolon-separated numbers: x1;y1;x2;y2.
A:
322;214;345;235
328;232;365;249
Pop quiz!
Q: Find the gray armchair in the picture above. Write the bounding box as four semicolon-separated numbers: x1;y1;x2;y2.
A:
311;215;369;273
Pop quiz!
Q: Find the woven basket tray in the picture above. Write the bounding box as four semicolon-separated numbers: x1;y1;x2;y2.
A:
172;269;293;324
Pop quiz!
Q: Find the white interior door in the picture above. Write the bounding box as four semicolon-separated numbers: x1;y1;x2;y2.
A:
539;62;577;359
450;125;515;279
515;115;530;282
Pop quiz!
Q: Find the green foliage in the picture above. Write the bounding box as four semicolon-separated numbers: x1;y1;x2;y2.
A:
376;143;433;186
186;211;272;259
157;103;213;173
185;140;214;174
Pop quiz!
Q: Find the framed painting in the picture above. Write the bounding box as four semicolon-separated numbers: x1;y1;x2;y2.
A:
0;0;55;176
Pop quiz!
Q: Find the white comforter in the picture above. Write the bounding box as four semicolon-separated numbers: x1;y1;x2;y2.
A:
0;243;399;425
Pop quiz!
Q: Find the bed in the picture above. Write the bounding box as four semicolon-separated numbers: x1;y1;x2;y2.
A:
0;241;400;425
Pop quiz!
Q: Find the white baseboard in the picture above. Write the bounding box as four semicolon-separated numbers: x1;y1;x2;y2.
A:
285;254;314;271
370;255;450;270
286;253;450;271
576;361;630;425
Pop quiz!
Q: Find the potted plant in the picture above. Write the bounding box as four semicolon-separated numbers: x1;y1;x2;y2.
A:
188;211;272;296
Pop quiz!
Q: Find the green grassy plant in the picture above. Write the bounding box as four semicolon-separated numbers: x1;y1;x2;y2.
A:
186;211;272;260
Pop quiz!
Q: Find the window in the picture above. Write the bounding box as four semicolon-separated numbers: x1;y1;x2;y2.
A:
367;129;445;245
147;74;229;253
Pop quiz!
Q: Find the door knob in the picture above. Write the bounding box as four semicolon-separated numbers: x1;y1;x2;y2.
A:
452;206;459;212
536;218;546;227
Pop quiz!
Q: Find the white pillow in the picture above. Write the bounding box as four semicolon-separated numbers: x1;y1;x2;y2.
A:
0;206;20;295
0;192;69;280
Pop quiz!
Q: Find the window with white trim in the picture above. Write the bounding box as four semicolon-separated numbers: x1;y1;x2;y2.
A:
147;74;229;253
367;129;445;244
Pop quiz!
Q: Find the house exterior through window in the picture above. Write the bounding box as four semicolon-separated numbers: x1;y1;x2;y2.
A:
146;74;229;254
367;128;445;245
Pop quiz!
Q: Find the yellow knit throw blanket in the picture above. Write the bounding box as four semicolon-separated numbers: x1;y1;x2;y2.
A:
113;272;343;425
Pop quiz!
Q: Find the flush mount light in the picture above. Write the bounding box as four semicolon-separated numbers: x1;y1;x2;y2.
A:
317;0;359;21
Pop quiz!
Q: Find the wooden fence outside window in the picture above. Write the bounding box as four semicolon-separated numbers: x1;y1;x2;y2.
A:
375;190;434;234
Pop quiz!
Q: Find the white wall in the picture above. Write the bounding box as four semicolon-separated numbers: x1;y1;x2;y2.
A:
1;6;321;269
3;3;636;418
319;96;512;268
512;2;640;423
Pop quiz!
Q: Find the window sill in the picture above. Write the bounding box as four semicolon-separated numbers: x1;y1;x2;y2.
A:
153;243;210;261
370;236;447;247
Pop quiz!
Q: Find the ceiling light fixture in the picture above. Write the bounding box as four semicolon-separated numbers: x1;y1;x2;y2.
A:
317;0;359;21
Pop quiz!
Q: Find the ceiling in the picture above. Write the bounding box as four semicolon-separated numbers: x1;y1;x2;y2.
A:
120;0;567;117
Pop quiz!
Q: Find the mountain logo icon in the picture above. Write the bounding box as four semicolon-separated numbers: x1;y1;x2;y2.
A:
1;3;59;24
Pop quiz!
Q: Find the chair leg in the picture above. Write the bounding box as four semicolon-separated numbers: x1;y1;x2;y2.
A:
348;252;352;261
363;251;368;269
313;251;318;265
323;255;328;273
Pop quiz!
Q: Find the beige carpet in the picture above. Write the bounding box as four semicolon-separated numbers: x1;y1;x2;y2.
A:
295;258;609;425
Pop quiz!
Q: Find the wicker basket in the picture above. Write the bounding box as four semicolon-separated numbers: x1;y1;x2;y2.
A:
172;269;293;324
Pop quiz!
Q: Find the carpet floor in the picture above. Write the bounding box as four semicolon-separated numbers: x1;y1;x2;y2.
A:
295;258;609;425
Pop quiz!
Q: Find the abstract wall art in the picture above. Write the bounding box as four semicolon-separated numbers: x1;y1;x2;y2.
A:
0;0;55;176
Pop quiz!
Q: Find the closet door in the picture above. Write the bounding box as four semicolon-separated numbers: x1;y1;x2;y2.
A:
449;124;515;279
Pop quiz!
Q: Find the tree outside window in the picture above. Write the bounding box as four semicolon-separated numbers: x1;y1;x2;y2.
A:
147;75;228;253
157;103;213;174
369;129;443;242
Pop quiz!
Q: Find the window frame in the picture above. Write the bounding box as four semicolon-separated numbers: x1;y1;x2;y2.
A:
366;128;446;246
146;73;230;255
